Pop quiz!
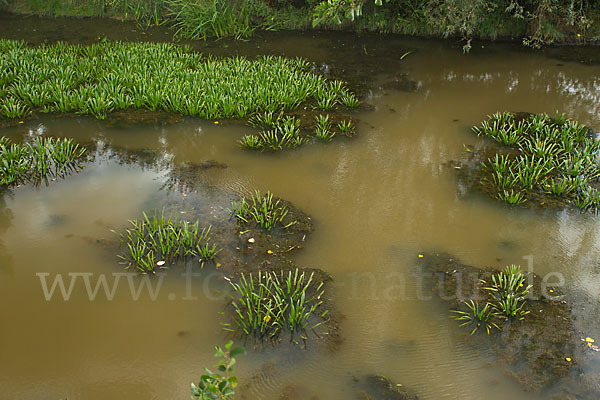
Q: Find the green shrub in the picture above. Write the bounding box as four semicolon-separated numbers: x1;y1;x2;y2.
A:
191;341;245;400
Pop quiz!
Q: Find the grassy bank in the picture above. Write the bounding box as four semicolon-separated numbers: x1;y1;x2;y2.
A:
1;0;599;48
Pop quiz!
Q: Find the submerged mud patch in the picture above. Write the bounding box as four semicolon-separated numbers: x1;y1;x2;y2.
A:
355;375;419;400
417;252;600;397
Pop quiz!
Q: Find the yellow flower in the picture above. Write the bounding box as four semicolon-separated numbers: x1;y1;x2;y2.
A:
586;337;595;343
263;315;271;323
566;357;572;362
214;121;219;124
577;33;581;37
418;254;424;258
267;250;273;255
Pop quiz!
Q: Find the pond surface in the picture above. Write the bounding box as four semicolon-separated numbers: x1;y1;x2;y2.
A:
2;13;600;400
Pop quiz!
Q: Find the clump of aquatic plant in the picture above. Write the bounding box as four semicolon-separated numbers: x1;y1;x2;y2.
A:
339;90;359;108
0;136;86;186
248;110;282;129
494;295;529;320
315;114;335;142
546;177;576;197
473;112;600;211
337;119;355;136
239;125;306;151
316;90;337;111
238;134;262;150
0;97;31;118
191;341;245;400
573;187;600;211
241;115;306;151
482;265;532;320
485;265;532;298
451;300;500;335
226;269;325;341
116;210;219;274
230;190;296;231
497;189;526;205
473;112;523;146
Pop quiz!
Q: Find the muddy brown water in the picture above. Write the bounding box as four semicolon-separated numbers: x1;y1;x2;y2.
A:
1;13;600;400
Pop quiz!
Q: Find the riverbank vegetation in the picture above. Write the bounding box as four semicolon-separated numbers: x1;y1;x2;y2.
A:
1;1;599;49
0;136;86;186
473;112;600;212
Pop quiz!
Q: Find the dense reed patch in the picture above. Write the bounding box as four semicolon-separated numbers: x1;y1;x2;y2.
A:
116;210;219;273
225;268;326;341
473;112;600;211
230;190;296;231
0;39;356;121
0;136;86;186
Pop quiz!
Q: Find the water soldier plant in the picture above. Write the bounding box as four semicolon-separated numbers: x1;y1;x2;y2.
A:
315;114;335;142
230;191;296;231
337;119;355;136
0;39;359;150
240;115;306;151
482;264;532;320
473;112;600;211
452;264;532;334
451;300;500;335
116;210;219;273
225;268;326;342
0;136;86;186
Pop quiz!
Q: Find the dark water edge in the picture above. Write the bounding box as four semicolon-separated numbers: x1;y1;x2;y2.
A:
1;10;600;68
